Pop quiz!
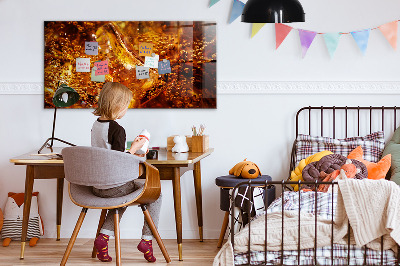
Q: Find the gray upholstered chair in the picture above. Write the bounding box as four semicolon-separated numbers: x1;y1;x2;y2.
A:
60;146;171;265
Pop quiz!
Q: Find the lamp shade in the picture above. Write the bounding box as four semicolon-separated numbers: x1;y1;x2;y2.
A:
241;0;305;23
52;84;80;108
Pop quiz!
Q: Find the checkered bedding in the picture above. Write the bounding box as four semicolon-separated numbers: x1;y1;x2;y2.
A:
234;191;398;265
294;131;385;166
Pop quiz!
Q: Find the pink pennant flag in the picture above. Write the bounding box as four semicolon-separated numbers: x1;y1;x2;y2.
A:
378;21;398;50
275;23;293;49
298;29;317;58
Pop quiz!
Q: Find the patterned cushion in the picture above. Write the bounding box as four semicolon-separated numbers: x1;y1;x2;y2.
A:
294;131;385;167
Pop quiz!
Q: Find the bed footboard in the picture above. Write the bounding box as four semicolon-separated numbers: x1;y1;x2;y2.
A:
230;180;400;266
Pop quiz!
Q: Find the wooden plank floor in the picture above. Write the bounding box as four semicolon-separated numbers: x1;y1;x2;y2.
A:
0;239;222;265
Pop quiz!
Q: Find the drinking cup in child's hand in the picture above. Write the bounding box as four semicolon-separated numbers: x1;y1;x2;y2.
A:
134;148;149;157
129;137;147;154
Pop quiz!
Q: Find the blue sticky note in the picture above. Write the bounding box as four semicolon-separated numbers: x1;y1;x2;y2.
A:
158;60;171;74
85;42;98;55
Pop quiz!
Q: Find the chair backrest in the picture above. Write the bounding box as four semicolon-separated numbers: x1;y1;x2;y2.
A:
62;146;145;188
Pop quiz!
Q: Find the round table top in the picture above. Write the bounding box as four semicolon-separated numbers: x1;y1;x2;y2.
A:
215;175;272;188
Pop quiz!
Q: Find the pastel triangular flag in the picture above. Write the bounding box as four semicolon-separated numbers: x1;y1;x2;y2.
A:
209;0;220;7
229;0;245;24
298;29;317;58
251;23;266;38
378;21;397;50
323;33;341;58
275;23;293;49
351;29;370;55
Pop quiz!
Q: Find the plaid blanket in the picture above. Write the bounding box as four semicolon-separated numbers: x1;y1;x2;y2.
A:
234;191;397;265
235;244;397;265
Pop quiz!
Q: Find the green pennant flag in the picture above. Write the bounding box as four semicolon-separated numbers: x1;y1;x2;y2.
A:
209;0;220;7
323;33;341;58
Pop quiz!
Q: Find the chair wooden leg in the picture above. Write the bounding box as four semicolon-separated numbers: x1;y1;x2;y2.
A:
92;209;108;258
141;205;171;263
114;210;121;266
60;208;88;266
217;211;230;248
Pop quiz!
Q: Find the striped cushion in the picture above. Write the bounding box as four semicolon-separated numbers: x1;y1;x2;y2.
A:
1;217;41;240
294;131;385;167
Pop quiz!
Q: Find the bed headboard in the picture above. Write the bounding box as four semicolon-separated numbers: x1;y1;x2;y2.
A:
290;106;400;178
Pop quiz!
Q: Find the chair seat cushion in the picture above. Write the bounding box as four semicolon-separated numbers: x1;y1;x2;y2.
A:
69;180;145;208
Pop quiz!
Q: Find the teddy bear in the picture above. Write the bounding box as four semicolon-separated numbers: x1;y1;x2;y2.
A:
172;135;189;153
1;192;44;247
229;159;261;179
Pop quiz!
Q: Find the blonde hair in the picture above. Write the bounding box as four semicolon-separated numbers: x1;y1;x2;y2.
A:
93;82;133;120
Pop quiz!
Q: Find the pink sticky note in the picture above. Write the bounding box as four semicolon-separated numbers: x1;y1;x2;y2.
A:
94;61;109;75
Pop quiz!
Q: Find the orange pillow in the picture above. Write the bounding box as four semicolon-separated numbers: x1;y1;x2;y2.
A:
347;146;391;180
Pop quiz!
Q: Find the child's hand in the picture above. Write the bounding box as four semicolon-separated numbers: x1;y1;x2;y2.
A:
134;148;149;157
128;137;147;155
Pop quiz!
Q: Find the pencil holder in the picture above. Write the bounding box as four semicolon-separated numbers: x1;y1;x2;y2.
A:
191;135;209;153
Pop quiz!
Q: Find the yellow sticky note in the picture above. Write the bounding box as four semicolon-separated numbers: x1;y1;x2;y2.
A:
139;42;154;56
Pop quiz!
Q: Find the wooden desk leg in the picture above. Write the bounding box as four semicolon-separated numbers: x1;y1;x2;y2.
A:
193;161;203;242
56;178;64;241
217;211;230;248
20;165;35;259
172;167;183;261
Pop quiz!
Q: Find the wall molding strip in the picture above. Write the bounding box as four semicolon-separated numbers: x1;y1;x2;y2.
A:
1;81;400;95
217;81;400;94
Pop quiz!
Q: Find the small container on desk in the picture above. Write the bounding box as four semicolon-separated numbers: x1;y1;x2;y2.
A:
191;135;209;152
167;135;192;151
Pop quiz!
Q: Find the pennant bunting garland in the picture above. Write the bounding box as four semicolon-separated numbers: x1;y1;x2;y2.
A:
298;29;317;58
205;0;400;58
209;0;220;7
251;23;266;38
323;33;341;58
378;21;398;50
229;0;245;24
351;29;370;55
275;23;293;49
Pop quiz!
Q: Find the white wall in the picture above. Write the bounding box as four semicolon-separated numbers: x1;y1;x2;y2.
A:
1;0;400;240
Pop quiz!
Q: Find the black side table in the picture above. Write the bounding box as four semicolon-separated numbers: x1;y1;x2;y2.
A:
215;175;275;248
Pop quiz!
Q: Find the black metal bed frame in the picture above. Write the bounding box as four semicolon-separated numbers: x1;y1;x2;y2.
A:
230;106;400;266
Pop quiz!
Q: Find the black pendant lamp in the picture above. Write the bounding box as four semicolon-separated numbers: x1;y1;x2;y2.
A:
241;0;305;23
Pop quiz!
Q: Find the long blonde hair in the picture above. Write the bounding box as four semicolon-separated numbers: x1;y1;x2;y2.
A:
93;82;133;120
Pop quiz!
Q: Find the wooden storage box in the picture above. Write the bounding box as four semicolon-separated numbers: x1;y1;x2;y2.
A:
191;135;209;153
167;135;192;151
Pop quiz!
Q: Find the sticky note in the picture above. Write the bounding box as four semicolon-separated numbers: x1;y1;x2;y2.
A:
85;42;98;55
158;60;171;74
139;42;153;56
94;60;109;75
144;54;159;68
136;66;150;79
91;67;105;82
76;58;90;72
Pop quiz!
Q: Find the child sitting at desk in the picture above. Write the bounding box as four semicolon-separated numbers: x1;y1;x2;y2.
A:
91;82;162;263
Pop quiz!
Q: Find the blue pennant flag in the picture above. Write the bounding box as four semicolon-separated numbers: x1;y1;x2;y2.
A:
229;0;245;24
323;33;341;58
351;29;371;55
209;0;220;7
